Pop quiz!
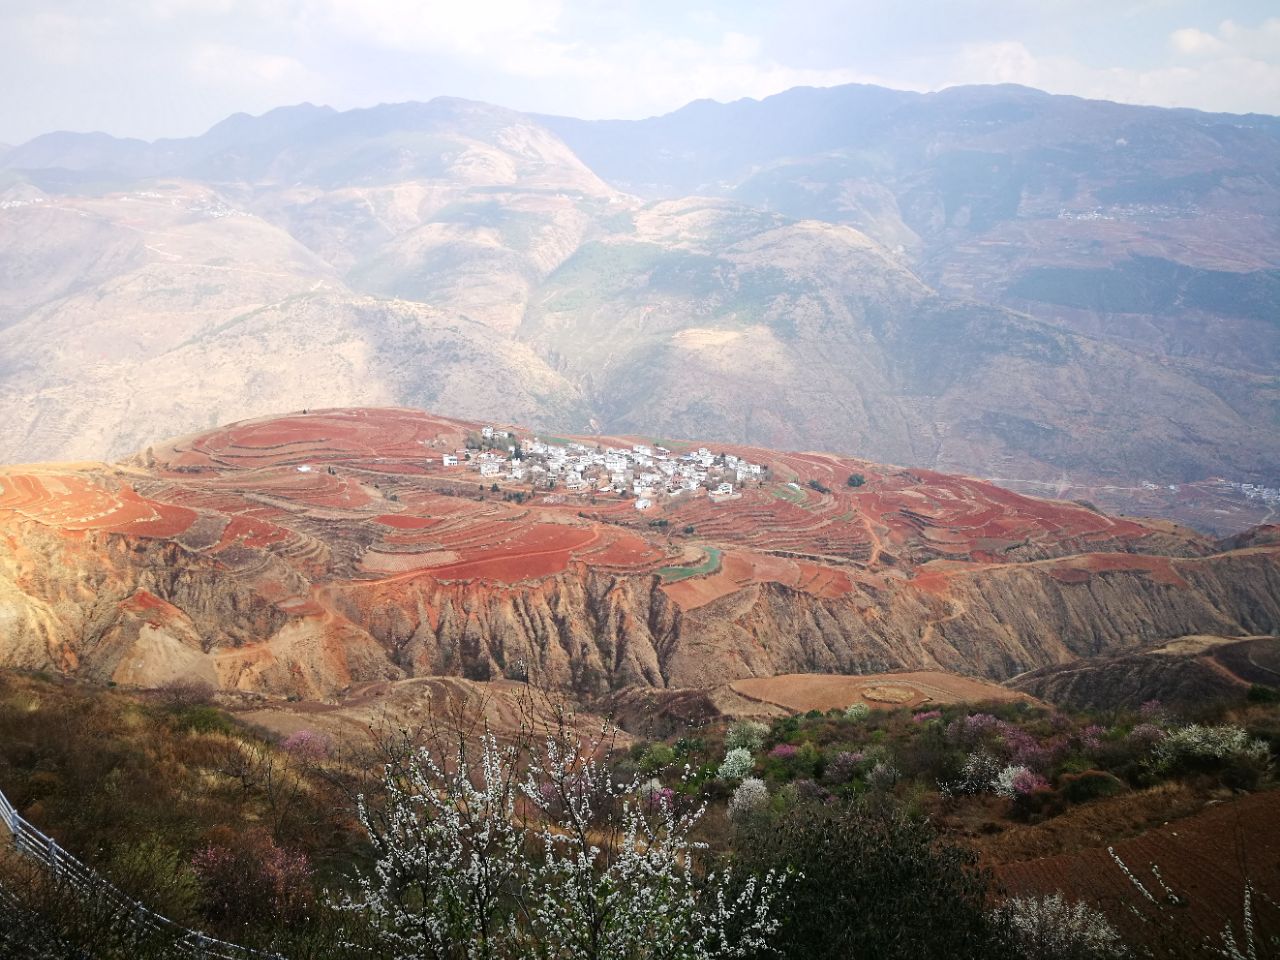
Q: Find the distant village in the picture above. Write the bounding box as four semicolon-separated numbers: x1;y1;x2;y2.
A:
1055;202;1195;222
1222;479;1280;507
426;426;769;511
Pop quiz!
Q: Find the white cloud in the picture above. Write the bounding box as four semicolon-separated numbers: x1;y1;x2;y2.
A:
1169;28;1226;57
188;43;325;103
1217;17;1280;58
322;0;564;57
944;26;1280;115
310;0;877;116
3;1;1278;144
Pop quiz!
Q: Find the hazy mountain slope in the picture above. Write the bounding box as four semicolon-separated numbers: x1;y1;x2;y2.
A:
1;87;1277;527
0;183;585;462
545;84;1280;455
517;198;1268;480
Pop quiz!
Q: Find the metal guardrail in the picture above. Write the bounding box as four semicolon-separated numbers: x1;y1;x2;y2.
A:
0;783;275;959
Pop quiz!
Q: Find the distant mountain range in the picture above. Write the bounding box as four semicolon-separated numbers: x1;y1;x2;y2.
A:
2;83;1277;531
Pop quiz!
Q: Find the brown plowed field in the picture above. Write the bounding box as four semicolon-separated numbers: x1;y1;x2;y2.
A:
729;671;1033;713
994;789;1280;946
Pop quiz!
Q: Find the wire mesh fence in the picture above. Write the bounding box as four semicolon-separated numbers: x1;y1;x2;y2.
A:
0;783;276;959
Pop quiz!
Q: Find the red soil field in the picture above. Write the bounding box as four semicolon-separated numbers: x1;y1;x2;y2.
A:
0;407;1244;631
373;514;440;530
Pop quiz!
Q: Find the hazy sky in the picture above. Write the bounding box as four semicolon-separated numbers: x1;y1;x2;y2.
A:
2;1;1279;145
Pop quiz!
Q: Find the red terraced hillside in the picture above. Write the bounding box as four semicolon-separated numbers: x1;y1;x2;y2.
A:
0;407;1277;700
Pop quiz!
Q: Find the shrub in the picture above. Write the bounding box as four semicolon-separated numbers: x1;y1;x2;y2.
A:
846;474;865;488
941;750;1004;796
725;720;769;753
993;893;1127;960
1126;723;1165;748
1247;684;1280;704
728;777;769;821
1152;723;1269;771
866;761;901;792
639;742;676;774
732;801;1019;960
169;704;234;735
843;702;870;722
672;736;704;758
1059;770;1127;804
281;729;332;761
992;765;1048;799
1001;766;1050;798
823;751;865;785
718;747;755;782
191;827;313;931
155;679;215;709
1138;699;1168;723
946;712;1002;748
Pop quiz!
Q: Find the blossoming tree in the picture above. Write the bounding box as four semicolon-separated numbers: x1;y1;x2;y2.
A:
343;701;785;959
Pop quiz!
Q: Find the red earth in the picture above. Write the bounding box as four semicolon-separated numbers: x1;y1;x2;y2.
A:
0;407;1241;618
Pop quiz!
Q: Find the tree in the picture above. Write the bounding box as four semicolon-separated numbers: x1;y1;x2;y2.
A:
343;701;786;959
732;800;1019;960
846;474;865;488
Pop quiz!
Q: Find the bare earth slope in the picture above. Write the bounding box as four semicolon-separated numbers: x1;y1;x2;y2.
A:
1;407;1276;701
1009;635;1280;709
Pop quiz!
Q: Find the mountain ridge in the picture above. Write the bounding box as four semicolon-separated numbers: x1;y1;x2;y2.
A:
2;82;1277;533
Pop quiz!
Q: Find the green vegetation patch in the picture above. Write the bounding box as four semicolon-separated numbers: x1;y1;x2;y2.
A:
770;483;808;505
657;546;723;583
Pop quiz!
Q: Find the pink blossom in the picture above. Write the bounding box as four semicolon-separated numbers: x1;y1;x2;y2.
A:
282;729;331;760
1011;768;1050;796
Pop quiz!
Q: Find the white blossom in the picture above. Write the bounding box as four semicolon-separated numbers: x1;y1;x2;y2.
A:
343;714;786;959
728;778;769;821
1152;723;1268;768
717;748;755;782
994;893;1128;959
991;764;1030;799
843;703;870;722
725;720;769;753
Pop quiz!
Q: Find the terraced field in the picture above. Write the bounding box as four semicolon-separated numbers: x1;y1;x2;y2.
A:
0;408;1198;599
1;407;1275;699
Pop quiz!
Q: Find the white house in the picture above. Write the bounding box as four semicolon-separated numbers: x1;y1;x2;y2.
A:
441;454;459;467
634;498;652;510
481;426;494;439
479;462;500;478
714;482;734;496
